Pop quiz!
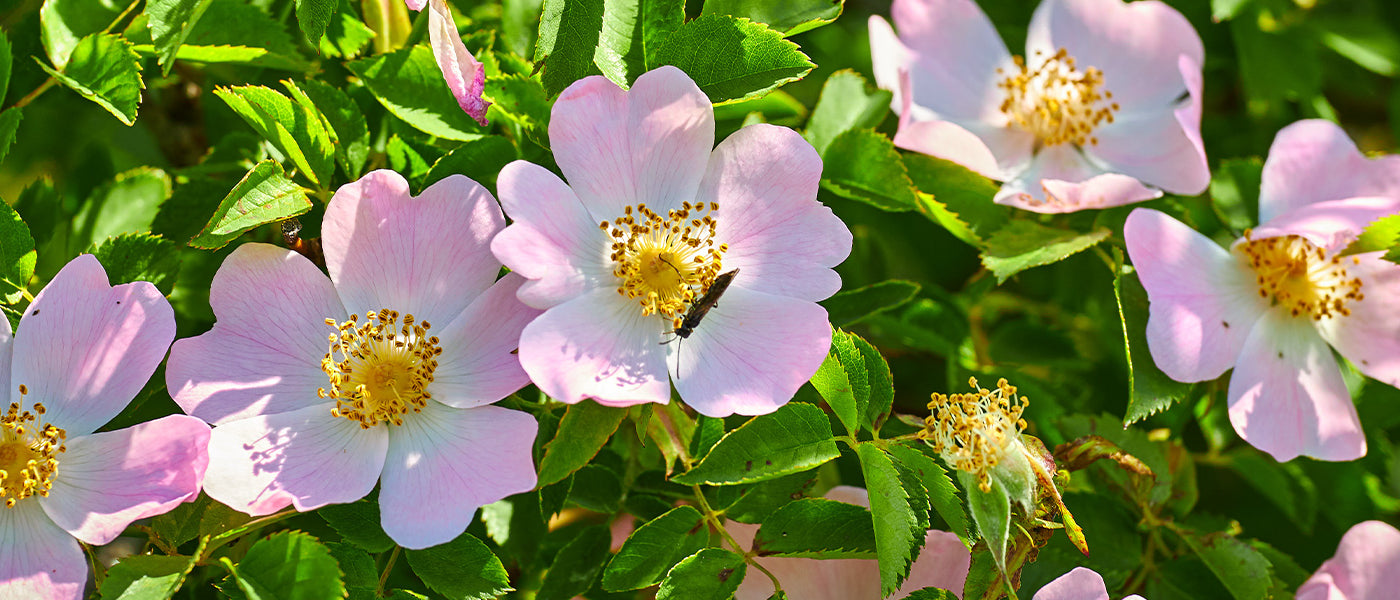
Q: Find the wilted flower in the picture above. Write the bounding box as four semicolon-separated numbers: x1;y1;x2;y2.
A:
1034;567;1145;600
0;256;209;599
1298;520;1400;600
490;66;852;417
406;0;490;125
921;377;1037;504
1125;120;1400;461
870;0;1208;212
167;170;540;549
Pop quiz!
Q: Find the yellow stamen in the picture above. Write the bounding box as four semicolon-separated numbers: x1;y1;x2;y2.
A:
1237;232;1363;321
602;201;727;328
998;48;1118;147
0;386;65;508
919;377;1028;493
321;310;442;428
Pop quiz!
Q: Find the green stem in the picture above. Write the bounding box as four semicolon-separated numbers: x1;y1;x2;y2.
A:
692;485;784;596
378;546;401;594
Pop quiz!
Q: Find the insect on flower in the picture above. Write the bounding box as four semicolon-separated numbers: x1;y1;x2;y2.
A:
665;268;740;343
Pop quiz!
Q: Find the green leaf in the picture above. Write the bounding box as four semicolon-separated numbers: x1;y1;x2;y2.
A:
347;45;487;141
145;0;215;74
904;154;1006;247
72;167;172;252
480;494;546;568
40;0;121;68
100;554;195;600
326;542;378;593
319;500;396;553
386;135;431;180
857;444;928;597
1227;451;1317;534
484;75;551;145
852;335;894;428
602;506;709;591
1114;269;1193;424
534;0;604;97
320;0;375;58
752;498;876;558
655;548;746;600
593;0;684;88
214;85;335;186
502;0;544;56
1317;17;1400;77
700;0;843;36
405;533;513;600
887;443;970;545
1209;157;1262;232
961;470;1011;577
1231;7;1320;108
131;0;313;71
0;30;12;101
538;401;629;486
980;221;1111;283
1211;0;1250;22
1341;212;1400;257
0;108;19;167
822;280;920;328
289;79;371;180
902;589;959;600
671;402;839;486
424;136;517;192
0;200;36;305
296;0;338;45
537;524;612;600
86;233;181;295
148;494;212;549
1180;531;1273;600
809;329;868;436
803;69;890;156
230;531;347;600
821;128;918;211
40;34;144;126
567;464;623;512
709;470;818;523
189;160;312;250
650;15;813;104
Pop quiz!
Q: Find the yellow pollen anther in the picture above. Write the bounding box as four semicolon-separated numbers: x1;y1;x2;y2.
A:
918;377;1028;493
1237;232;1364;321
997;48;1118;147
0;386;66;508
604;201;727;327
321;309;442;429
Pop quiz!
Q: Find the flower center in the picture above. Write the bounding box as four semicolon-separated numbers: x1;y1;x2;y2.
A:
321;310;442;428
997;48;1118;147
0;386;66;508
602;202;727;327
1237;233;1364;321
919;377;1028;493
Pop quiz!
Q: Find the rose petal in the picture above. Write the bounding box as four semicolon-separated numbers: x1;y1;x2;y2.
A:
1124;208;1266;382
379;402;538;549
1032;566;1111;600
1316;254;1400;390
202;404;387;515
897;530;972;598
1088;54;1209;195
40;415;209;545
426;0;490;125
11;255;174;436
0;501;85;600
1249;197;1400;253
430;274;540;409
1260;119;1400;223
492;160;612;310
323;170;506;326
877;0;1014;122
1298;521;1400;600
1228;309;1365;462
0;311;12;408
168;244;346;426
404;0;426;11
549;66;714;220
517;288;671;407
996;145;1159;212
670;287;832;417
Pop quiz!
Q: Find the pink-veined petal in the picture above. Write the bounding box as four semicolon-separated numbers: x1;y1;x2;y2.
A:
11;255;174;436
40;415;209;545
404;0;426;11
1316;254;1400;390
379;403;537;549
670;287;832;418
1298;521;1400;600
202;404;387;515
549;66;714;220
996;145;1159;212
1124;208;1265;382
0;501;85;600
1088;54;1209;195
891;67;1034;183
1260;119;1400;223
517;288;671;407
877;0;1013;123
492;160;612;309
1249;197;1400;253
0;313;11;409
167;244;346;426
324;170;506;326
1228;309;1365;462
1032;567;1111;600
430;274;540;409
426;0;490;125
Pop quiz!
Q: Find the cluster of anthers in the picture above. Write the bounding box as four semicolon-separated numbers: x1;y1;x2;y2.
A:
0;385;66;507
1237;232;1364;320
602;201;728;327
919;377;1029;493
320;309;443;429
997;48;1119;147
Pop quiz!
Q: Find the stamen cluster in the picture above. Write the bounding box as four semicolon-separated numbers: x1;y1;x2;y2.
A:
1237;232;1364;320
321;310;443;428
919;377;1029;493
0;386;66;508
998;48;1119;147
602;201;727;327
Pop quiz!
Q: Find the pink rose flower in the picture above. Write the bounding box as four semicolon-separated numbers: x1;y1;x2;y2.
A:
167;171;540;549
1298;520;1400;600
405;0;491;125
0;256;209;599
870;0;1208;212
1034;567;1144;600
490;66;852;417
1125;120;1400;461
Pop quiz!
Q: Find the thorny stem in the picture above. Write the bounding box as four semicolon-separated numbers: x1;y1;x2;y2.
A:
378;546;401;593
10;0;143;110
691;484;784;595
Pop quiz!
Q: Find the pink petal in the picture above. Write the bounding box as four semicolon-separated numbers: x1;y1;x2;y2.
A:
700;124;850;302
1260;120;1400;223
430;274;540;409
1089;54;1209;195
1228;310;1365;462
168;244;346;426
0;312;12;406
379;402;538;549
404;0;426;11
1249;197;1400;253
875;0;1014;123
550;66;714;220
897;530;971;598
0;501;85;600
1316;254;1400;390
491;160;612;310
1298;521;1400;600
426;0;490;125
202;404;387;515
517;288;671;406
670;287;831;418
996;145;1160;212
40;415;210;545
1032;566;1111;600
12;254;174;436
1124;208;1266;382
323;170;506;327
